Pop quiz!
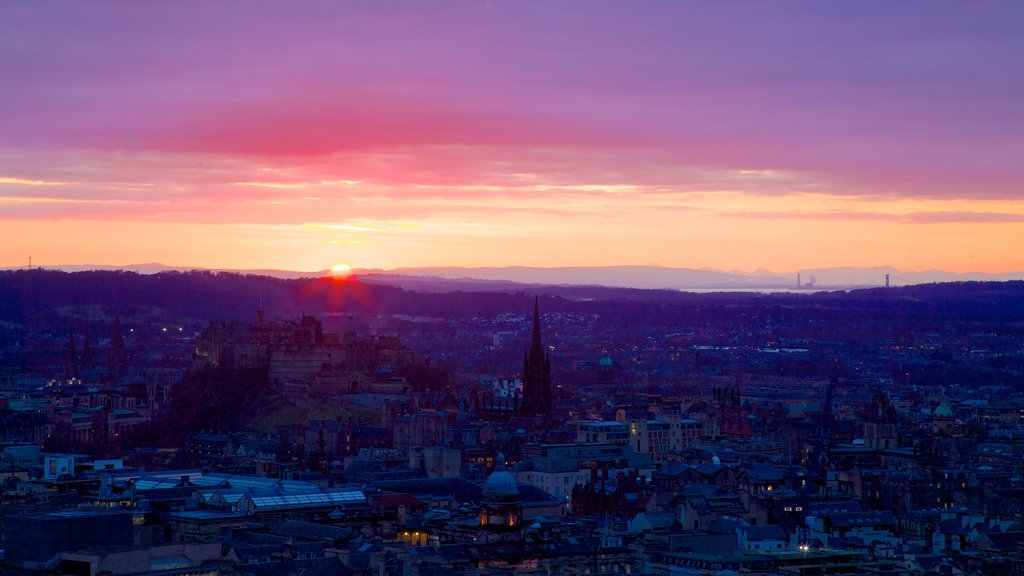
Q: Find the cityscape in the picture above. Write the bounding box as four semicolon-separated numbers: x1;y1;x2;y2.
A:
0;271;1022;575
2;2;1024;576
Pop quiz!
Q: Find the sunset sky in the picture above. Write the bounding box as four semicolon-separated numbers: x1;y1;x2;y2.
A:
2;2;1023;274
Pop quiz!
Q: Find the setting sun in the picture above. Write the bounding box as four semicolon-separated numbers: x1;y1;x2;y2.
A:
330;263;352;278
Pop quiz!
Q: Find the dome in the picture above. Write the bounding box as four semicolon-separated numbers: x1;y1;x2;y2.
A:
934;404;954;418
483;453;519;497
484;470;518;496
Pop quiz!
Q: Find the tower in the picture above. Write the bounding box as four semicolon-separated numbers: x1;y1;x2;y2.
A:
108;313;127;382
863;388;898;450
80;333;94;370
522;297;552;418
64;332;79;381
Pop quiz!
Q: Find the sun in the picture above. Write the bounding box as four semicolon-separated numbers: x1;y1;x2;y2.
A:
330;262;353;278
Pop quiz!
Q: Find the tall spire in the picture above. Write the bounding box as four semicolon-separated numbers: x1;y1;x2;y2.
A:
530;296;544;358
64;331;78;380
109;312;127;382
522;296;552;419
80;332;93;370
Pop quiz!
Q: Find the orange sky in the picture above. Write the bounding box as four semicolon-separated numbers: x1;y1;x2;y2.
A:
2;3;1023;275
4;188;1022;274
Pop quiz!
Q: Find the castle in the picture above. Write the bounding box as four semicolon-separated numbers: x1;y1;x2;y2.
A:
193;311;408;395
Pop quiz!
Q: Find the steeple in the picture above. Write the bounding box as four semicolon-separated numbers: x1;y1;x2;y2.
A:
80;332;93;370
530;296;544;359
108;312;127;382
64;332;78;380
522;296;552;418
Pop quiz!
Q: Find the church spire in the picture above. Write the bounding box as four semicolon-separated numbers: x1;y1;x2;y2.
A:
522;296;552;419
530;296;544;358
80;332;93;370
64;331;78;380
108;312;127;382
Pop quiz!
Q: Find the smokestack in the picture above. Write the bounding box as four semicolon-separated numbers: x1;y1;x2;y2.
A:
885;273;890;288
797;273;801;288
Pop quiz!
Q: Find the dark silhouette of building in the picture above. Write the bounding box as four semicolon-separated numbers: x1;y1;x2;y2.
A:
476;297;554;422
80;332;93;370
571;468;653;519
5;510;134;569
713;383;751;437
864;388;898;450
522;297;552;418
108;312;127;382
64;331;78;380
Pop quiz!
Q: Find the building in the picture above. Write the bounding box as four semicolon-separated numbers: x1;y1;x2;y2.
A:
478;453;522;543
629;419;670;464
514;442;652;501
477;297;554;422
5;509;134;569
522;297;553;419
577;420;629;445
864;388;899;450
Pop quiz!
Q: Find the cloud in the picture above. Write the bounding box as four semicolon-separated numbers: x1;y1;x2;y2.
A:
234;180;363;190
731;210;1024;224
0;177;71;186
1;2;1023;272
904;211;1024;224
1;2;1021;201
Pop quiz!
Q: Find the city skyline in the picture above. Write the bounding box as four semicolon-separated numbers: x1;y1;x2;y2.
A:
2;2;1023;274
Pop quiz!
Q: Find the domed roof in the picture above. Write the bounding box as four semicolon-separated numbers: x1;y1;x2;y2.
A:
483;453;519;497
933;404;954;418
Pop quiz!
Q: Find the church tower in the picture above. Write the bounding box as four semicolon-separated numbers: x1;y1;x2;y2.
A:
863;388;898;450
522;297;552;418
108;313;127;382
64;332;79;381
80;333;94;370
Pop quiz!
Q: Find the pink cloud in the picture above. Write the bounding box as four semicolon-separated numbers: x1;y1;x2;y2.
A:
2;1;1023;272
2;2;1020;201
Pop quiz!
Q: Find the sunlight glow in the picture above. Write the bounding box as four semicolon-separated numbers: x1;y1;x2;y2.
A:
330;263;353;278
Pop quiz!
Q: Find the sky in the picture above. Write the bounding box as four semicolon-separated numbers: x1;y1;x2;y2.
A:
2;1;1023;274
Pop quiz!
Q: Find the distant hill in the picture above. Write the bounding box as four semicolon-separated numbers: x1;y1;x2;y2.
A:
0;262;326;279
8;263;1024;290
379;265;792;290
1;269;1023;340
791;266;1024;288
375;265;1024;290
